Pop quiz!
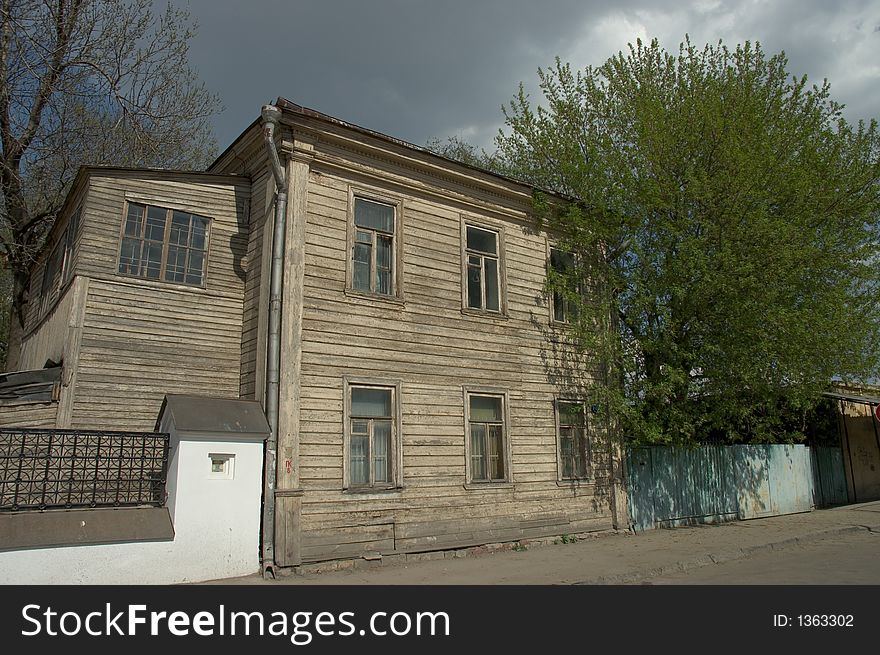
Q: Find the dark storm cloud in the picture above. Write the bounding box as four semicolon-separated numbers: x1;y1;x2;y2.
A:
184;1;880;151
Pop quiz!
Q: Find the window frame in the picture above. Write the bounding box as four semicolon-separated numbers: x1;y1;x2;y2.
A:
463;388;512;485
60;204;81;287
548;245;580;325
554;399;591;481
460;218;506;316
342;378;404;492
115;200;212;289
345;186;405;303
39;238;65;315
35;201;84;319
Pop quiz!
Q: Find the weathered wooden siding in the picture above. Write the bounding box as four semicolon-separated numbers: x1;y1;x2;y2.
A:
22;185;88;334
294;141;613;562
18;280;78;371
239;168;271;401
66;172;251;431
0;402;58;428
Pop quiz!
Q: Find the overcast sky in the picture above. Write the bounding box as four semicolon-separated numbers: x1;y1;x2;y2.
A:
183;0;880;152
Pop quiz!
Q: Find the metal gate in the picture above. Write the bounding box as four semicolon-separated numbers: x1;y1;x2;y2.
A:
627;444;841;531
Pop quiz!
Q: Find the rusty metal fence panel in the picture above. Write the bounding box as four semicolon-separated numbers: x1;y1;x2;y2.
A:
0;428;169;511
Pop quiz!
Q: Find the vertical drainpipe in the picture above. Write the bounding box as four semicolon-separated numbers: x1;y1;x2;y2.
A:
261;104;287;579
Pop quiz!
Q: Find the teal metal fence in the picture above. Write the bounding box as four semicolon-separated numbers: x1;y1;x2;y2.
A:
626;445;848;531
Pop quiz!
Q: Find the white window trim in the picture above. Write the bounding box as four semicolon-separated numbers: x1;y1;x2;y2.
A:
345;186;405;303
460;217;507;317
463;387;513;485
342;377;404;492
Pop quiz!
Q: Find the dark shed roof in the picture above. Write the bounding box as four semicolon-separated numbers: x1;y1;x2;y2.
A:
156;395;270;438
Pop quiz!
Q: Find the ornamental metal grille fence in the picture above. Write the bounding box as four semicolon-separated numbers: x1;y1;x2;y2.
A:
0;428;169;511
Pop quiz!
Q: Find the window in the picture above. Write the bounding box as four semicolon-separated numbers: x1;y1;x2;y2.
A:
37;205;81;315
344;381;401;490
208;453;234;480
61;205;81;286
466;391;509;483
550;248;578;323
557;401;590;479
464;224;501;312
351;197;395;295
118;202;210;286
39;239;65;312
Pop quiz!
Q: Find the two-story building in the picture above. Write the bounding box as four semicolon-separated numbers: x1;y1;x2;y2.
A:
3;99;624;571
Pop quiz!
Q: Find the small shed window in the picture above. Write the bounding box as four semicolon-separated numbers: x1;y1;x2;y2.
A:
118;202;210;286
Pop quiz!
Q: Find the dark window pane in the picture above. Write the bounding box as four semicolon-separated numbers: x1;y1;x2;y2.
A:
145;207;167;241
144;243;163;279
467;226;496;254
484;257;499;311
467;261;482;308
373;421;391;483
351;432;369;485
351;387;392;417
165;246;186;282
470;395;502;422
559;402;585;425
119;238;142;274
170;212;191;246
186;250;205;285
470;424;487;481
376;235;393;294
191;218;208;250
352;241;371;291
550;248;574;272
125;204;144;236
488;424;505;480
354;198;394;233
553;291;567;322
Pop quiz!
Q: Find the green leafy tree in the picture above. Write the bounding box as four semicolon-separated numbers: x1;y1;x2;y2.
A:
0;0;221;370
425;135;502;172
496;38;880;444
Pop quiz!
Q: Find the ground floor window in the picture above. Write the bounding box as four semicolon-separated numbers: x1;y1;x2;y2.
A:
466;390;509;483
344;380;401;490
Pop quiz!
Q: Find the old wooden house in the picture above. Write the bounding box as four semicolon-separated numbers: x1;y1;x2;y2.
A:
3;99;625;572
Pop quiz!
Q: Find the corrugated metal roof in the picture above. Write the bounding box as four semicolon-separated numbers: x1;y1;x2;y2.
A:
157;394;270;436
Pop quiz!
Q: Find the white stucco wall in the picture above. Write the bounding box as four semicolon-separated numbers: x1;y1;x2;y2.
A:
0;433;264;584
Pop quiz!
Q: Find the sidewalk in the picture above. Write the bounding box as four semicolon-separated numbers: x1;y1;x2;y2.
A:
211;500;880;585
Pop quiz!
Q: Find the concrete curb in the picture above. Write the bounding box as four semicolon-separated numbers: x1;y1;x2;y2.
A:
575;524;869;585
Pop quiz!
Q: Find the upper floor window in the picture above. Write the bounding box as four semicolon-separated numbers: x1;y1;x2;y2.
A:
61;205;81;286
39;239;65;313
38;204;81;314
118;202;210;286
464;224;501;312
351;197;395;296
550;248;578;323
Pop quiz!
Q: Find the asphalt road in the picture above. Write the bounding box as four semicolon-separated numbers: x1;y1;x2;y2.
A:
642;529;880;584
